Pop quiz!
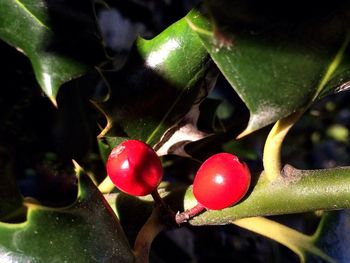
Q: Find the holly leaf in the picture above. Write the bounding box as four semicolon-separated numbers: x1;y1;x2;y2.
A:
0;164;134;262
186;2;350;136
95;15;214;156
0;0;104;105
311;210;350;262
233;216;336;263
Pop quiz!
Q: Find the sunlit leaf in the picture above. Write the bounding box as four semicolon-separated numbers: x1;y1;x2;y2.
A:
95;15;214;156
0;0;104;105
186;3;350;136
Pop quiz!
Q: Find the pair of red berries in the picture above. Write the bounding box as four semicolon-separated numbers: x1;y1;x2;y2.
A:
106;140;250;211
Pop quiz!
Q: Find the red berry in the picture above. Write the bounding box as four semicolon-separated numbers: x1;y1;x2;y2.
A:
106;140;163;196
193;153;250;210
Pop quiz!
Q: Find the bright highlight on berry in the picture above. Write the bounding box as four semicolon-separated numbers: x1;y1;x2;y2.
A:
193;153;251;210
106;140;163;196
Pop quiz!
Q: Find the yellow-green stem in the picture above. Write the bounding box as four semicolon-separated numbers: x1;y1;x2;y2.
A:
263;111;303;181
98;176;115;193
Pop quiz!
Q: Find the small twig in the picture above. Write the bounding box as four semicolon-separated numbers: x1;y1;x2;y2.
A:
175;203;206;224
152;189;206;225
263;110;302;182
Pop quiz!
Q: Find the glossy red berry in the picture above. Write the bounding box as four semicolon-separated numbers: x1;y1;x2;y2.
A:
193;153;250;210
106;140;163;196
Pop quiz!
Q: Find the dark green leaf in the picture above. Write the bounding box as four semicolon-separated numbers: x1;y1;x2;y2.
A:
114;194;153;246
96;16;214;155
186;3;350;135
0;0;104;105
0;165;134;262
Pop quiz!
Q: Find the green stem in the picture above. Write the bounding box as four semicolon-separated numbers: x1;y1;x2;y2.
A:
188;166;350;225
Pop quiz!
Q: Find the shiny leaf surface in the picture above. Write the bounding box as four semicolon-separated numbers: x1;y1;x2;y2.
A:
0;0;104;105
96;16;213;155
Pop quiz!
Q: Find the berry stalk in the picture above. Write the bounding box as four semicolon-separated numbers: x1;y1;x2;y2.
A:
175;203;206;224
